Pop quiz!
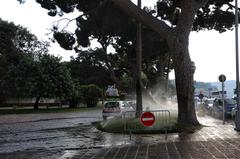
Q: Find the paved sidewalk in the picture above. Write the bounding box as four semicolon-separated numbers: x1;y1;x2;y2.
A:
64;115;240;159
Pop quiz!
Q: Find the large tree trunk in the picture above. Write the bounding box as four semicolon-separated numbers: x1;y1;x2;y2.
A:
173;50;199;125
171;0;201;126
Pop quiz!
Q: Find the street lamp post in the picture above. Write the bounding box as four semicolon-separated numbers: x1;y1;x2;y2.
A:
234;0;240;131
136;0;143;117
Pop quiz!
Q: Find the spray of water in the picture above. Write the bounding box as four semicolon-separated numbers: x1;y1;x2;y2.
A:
127;84;178;114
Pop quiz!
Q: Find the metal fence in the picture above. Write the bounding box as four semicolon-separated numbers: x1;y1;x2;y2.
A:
122;110;171;138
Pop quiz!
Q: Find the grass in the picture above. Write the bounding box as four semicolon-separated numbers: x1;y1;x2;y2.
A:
95;110;203;134
95;116;177;134
95;111;180;134
0;104;103;115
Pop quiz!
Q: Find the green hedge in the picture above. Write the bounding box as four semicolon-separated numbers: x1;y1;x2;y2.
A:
79;84;103;107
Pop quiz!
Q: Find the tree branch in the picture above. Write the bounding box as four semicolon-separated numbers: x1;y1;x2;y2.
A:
53;17;77;31
226;2;240;11
112;0;171;39
53;0;110;31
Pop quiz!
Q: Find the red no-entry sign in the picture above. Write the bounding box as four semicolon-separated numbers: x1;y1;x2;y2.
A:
140;112;155;127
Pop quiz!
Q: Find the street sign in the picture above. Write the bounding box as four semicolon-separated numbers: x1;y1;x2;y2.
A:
218;74;226;82
140;112;155;127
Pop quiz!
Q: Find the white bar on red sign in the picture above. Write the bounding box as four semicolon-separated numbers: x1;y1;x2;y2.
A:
142;117;154;121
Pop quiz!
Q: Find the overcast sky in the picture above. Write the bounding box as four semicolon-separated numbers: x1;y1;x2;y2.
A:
0;0;238;83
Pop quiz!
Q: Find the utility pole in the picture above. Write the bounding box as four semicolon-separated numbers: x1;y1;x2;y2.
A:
235;0;240;131
136;0;143;117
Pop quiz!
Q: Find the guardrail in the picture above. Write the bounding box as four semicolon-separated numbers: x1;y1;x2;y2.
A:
122;110;171;139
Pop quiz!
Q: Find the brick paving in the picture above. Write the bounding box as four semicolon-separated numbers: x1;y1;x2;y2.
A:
69;116;240;159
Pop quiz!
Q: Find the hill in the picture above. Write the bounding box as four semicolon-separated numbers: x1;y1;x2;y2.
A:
210;80;236;98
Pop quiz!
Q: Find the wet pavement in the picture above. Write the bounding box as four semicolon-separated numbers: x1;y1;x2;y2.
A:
1;110;240;158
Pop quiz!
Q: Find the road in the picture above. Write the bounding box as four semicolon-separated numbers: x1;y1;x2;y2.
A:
0;109;238;158
0;110;124;158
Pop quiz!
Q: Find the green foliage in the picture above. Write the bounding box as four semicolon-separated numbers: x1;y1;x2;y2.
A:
79;84;103;107
155;0;237;33
69;49;112;87
193;0;236;32
0;20;73;104
33;1;173;92
34;54;74;99
1;53;74;101
1;54;37;98
36;0;237;34
53;31;75;50
0;19;49;102
0;18;49;55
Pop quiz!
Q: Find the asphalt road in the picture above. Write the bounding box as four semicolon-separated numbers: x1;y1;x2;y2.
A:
0;109;238;159
0;110;105;158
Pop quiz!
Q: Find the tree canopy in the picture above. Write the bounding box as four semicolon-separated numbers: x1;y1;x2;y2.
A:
0;19;74;109
16;0;240;125
0;18;49;102
39;0;172;93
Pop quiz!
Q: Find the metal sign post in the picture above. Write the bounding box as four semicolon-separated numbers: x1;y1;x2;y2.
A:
222;82;225;125
234;0;240;131
218;74;226;124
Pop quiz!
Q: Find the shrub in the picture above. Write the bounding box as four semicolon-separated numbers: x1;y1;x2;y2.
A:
79;84;103;107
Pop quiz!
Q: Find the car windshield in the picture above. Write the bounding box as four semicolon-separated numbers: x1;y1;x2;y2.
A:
104;102;119;108
122;101;131;107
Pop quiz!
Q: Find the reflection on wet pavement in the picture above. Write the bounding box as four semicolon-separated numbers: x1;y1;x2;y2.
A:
0;110;103;154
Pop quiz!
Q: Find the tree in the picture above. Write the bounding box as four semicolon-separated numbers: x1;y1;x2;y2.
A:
110;0;238;125
48;1;171;94
23;0;239;125
0;18;75;109
0;18;49;56
68;49;112;88
0;18;49;103
32;54;73;109
1;53;74;109
51;2;136;90
0;54;36;100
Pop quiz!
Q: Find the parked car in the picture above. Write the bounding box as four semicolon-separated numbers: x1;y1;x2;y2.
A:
204;98;215;111
212;98;236;118
102;101;135;119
